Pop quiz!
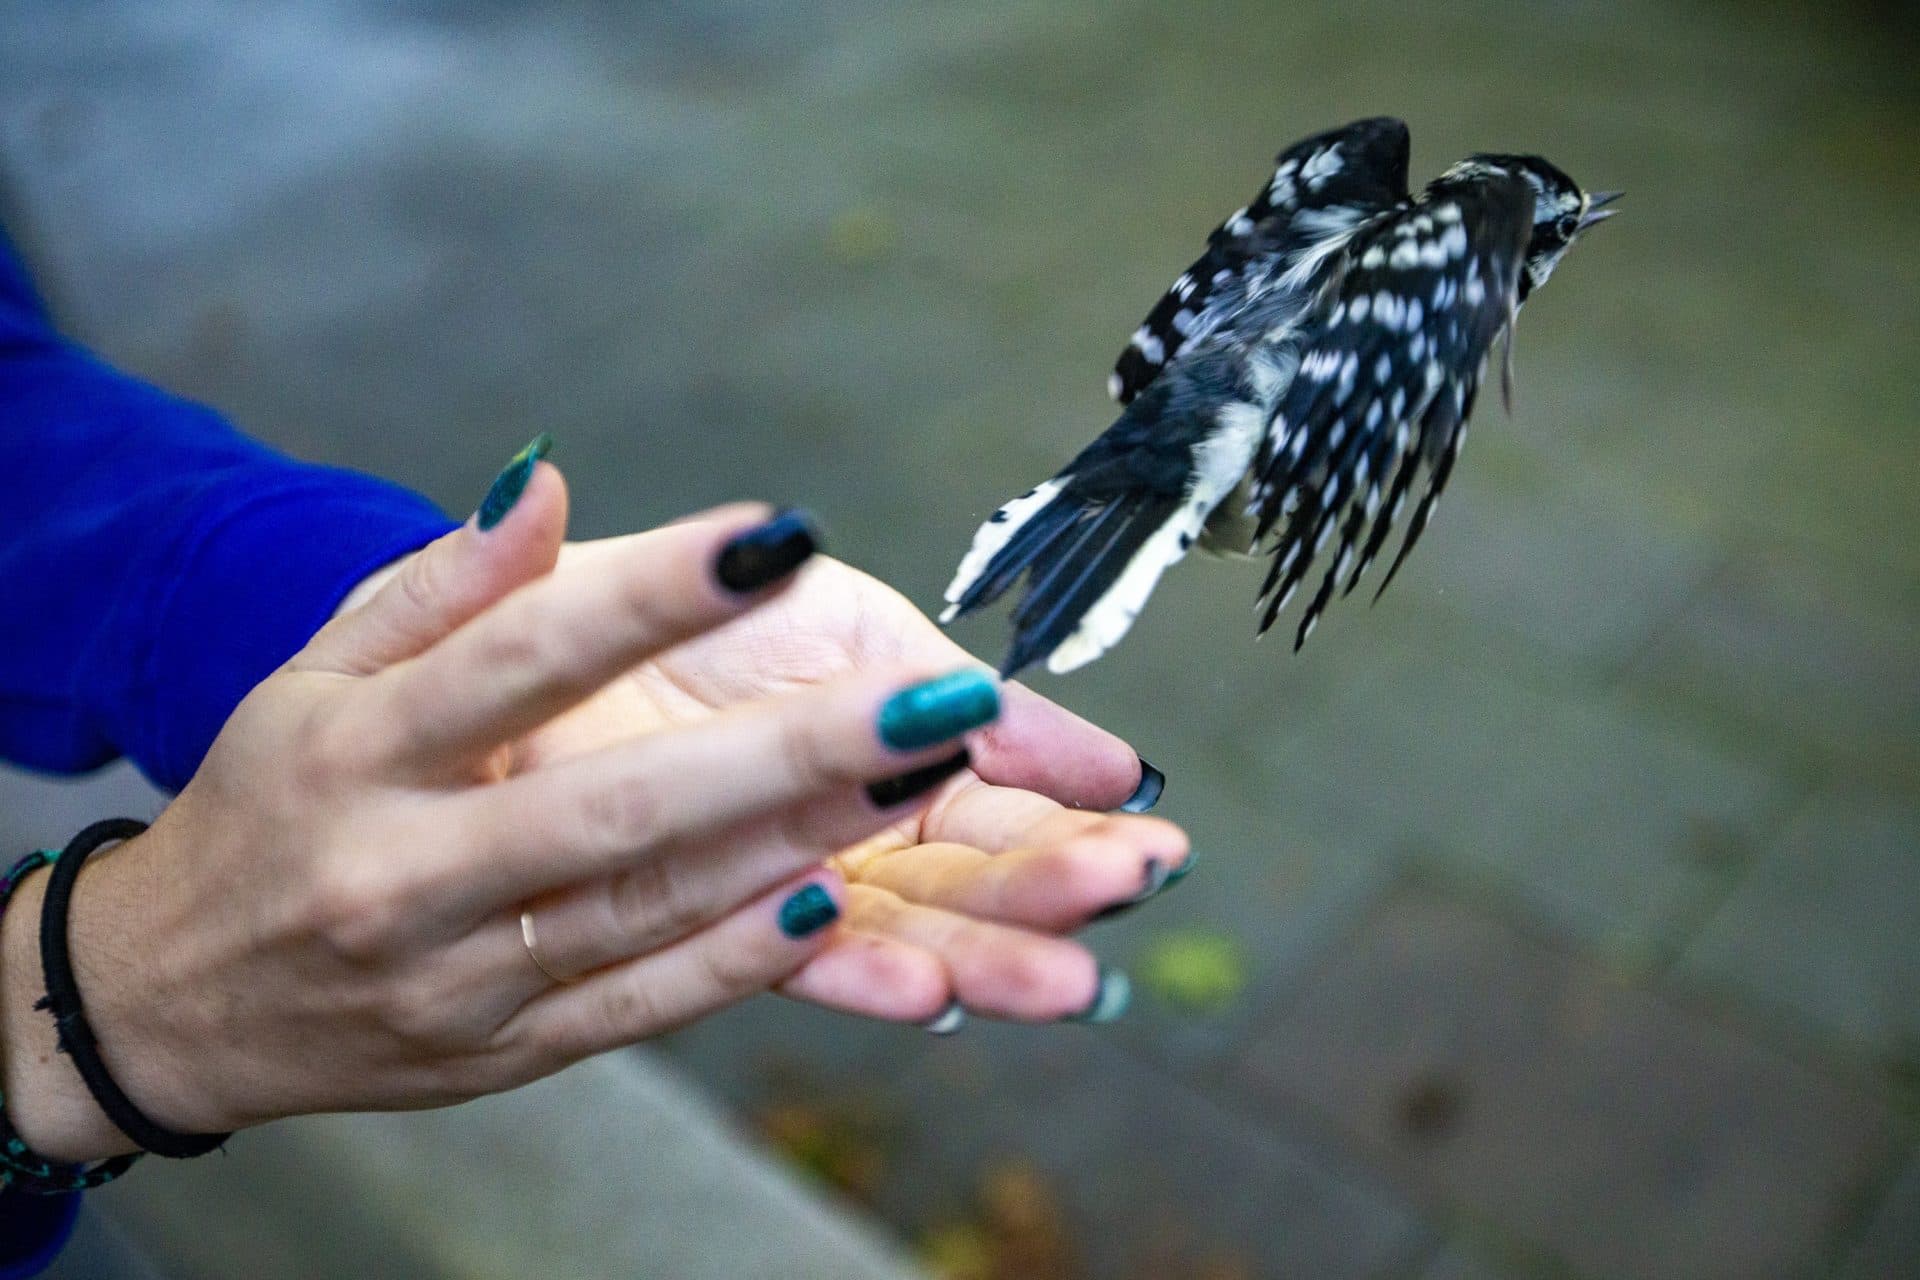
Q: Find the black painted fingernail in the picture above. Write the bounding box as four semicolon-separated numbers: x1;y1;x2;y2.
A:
476;433;552;531
1062;967;1131;1024
1119;758;1164;813
777;883;839;938
1091;858;1172;922
866;749;970;809
921;1001;967;1036
715;509;820;593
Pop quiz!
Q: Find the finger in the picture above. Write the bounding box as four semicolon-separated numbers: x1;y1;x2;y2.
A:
837;885;1101;1022
299;443;568;677
376;504;817;769
456;665;1001;912
920;782;1189;864
503;871;844;1062
843;816;1188;932
506;758;955;980
968;682;1146;811
777;927;953;1024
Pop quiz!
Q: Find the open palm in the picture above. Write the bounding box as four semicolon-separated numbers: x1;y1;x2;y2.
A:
509;538;1185;1024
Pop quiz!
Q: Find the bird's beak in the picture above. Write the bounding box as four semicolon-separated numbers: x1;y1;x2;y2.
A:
1579;190;1623;230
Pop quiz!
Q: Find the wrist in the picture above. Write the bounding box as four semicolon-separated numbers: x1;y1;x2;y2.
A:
1;822;240;1161
1;864;136;1162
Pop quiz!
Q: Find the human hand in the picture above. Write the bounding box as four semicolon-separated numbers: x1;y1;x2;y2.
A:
1;446;1072;1160
483;547;1187;1030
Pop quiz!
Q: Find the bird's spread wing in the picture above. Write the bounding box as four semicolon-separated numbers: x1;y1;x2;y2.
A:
1249;175;1535;648
1108;117;1413;407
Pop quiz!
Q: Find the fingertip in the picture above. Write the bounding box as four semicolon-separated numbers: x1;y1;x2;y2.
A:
971;682;1140;808
715;508;823;596
474;434;552;531
779;927;952;1024
776;872;845;941
306;458;568;675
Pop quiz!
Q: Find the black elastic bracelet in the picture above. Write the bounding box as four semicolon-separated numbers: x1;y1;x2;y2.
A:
0;848;140;1193
35;819;230;1159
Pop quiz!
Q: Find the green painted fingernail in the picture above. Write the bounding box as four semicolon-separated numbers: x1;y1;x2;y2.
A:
778;883;839;938
1164;852;1196;887
476;433;553;531
876;669;1000;753
1063;967;1131;1024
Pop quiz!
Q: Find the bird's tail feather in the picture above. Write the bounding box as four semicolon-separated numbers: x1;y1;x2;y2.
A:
943;481;1189;676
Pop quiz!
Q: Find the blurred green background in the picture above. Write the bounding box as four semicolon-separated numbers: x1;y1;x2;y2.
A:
2;2;1916;1277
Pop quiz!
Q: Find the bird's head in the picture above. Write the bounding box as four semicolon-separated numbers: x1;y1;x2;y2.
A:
1450;153;1620;300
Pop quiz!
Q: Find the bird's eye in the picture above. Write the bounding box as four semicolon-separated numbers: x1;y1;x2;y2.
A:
1556;214;1579;238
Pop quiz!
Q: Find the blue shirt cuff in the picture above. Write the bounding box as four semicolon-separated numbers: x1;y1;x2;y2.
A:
132;476;459;791
0;1190;80;1279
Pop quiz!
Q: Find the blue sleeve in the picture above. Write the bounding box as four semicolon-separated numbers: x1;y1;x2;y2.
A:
0;1192;78;1280
0;227;459;792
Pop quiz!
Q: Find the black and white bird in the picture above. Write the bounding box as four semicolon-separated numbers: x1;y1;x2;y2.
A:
941;117;1617;676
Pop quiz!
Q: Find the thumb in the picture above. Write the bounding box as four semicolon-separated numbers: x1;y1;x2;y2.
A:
302;435;569;676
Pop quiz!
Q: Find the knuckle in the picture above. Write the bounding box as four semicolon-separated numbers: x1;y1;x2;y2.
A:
476;617;555;683
376;971;458;1044
595;978;668;1043
775;708;843;793
308;862;410;964
296;703;370;783
610;857;704;945
394;548;447;621
574;775;662;856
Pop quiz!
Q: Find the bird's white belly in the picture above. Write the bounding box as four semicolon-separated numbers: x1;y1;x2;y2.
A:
1199;469;1262;557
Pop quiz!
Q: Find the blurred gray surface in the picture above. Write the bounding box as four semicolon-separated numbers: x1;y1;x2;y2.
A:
78;1051;922;1280
2;1;1916;1276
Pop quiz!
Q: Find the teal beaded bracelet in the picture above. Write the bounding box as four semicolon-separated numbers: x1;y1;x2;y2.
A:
0;848;141;1194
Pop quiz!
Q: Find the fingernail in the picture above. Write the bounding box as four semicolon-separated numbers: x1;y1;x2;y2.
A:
1118;758;1165;813
1164;851;1196;887
866;749;970;809
715;509;821;593
921;1001;967;1036
1091;858;1172;922
476;433;553;531
1063;967;1131;1024
777;883;839;938
877;669;1000;753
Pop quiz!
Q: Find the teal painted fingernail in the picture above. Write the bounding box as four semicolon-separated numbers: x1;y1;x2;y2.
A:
778;883;839;938
476;433;552;530
876;669;1000;753
1164;852;1196;887
1063;967;1131;1024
